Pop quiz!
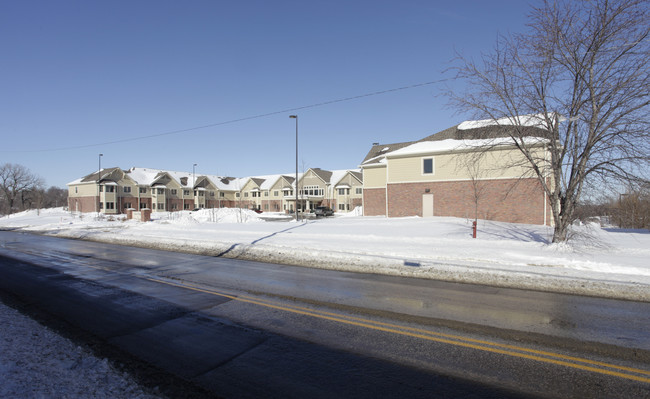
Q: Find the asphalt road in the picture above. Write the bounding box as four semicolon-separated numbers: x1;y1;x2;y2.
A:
0;231;649;398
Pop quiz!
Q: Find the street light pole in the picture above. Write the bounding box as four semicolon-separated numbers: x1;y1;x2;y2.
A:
193;163;197;209
97;153;103;214
289;115;298;221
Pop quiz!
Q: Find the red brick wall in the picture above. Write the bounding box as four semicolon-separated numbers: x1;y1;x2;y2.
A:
68;197;96;213
363;188;386;216
387;178;549;225
119;196;138;213
262;200;283;212
168;198;184;211
138;198;152;210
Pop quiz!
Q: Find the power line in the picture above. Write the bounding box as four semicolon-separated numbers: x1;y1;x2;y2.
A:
4;79;445;153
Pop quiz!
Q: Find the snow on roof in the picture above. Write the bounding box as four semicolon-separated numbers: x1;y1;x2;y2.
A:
126;167;162;186
387;137;547;158
246;174;286;190
360;156;388;166
72;167;361;191
329;169;361;186
126;167;237;191
458;114;554;130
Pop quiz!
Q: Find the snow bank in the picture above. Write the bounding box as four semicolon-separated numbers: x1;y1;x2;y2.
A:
0;301;158;398
2;208;649;300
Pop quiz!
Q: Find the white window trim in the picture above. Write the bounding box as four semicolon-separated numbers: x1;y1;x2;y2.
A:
422;157;435;175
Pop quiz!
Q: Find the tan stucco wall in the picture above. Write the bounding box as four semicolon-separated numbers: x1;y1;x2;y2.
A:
386;146;544;183
301;171;326;188
362;165;387;188
68;183;97;197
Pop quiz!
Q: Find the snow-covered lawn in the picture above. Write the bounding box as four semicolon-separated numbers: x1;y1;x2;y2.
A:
0;300;159;398
1;207;649;300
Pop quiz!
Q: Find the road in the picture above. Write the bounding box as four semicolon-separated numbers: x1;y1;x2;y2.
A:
0;231;648;398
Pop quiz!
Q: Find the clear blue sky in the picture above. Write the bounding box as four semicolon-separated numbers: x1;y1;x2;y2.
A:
1;0;533;188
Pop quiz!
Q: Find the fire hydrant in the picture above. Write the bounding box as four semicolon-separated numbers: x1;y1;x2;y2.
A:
472;220;477;238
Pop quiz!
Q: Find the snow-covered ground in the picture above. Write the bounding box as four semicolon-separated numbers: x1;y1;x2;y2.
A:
1;207;649;397
1;207;649;301
0;300;160;399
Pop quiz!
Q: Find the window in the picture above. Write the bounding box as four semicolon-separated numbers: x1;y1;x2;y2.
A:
338;188;350;195
171;204;178;210
300;185;323;197
123;186;131;193
244;192;248;197
99;202;103;209
210;191;215;197
339;204;345;211
156;188;164;194
106;202;115;209
264;204;269;210
356;187;362;195
422;158;434;175
274;191;279;197
75;187;78;193
171;189;177;195
264;191;268;197
106;186;115;193
184;203;190;210
140;203;147;209
124;202;132;209
99;186;103;193
236;193;240;198
220;192;225;197
198;191;204;197
139;187;147;194
283;190;293;197
157;203;164;210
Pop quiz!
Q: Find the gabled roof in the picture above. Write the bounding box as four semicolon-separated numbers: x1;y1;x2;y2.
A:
250;178;266;187
361;116;551;166
69;167;360;190
361;142;413;165
309;168;333;183
123;167;241;191
74;167;124;184
330;169;362;187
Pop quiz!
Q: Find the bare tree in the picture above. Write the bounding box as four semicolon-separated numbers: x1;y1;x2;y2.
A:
615;185;650;229
41;186;69;208
0;163;45;214
447;0;650;242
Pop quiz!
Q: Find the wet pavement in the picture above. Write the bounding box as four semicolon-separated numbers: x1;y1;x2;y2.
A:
1;231;649;398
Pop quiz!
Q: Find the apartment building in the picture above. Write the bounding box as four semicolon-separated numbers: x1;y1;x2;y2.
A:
361;117;554;225
68;166;363;215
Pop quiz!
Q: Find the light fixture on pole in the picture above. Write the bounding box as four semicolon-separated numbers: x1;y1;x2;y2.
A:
289;115;298;221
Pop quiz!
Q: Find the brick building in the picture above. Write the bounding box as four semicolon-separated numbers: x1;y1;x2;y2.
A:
68;166;363;215
360;117;554;225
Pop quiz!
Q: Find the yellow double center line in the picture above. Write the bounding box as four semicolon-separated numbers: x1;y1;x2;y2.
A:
148;277;650;384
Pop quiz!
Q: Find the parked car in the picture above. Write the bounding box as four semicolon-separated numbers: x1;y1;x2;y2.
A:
312;206;334;217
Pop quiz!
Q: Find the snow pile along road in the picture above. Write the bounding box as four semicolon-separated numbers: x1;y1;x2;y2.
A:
1;208;649;300
0;301;160;399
